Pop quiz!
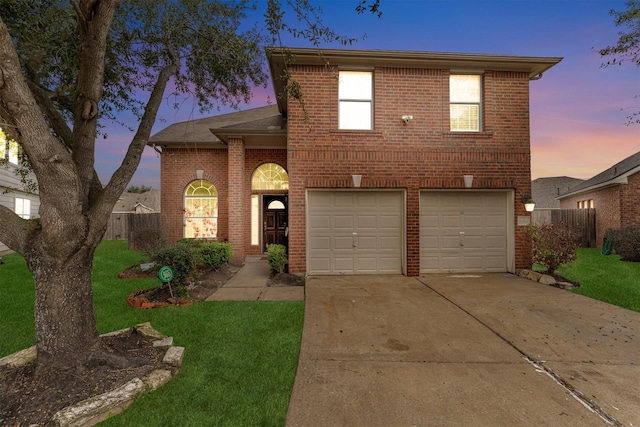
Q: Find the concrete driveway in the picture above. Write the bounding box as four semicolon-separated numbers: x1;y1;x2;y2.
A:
286;273;640;426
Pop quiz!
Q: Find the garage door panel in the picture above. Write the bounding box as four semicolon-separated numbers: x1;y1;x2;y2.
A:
420;191;508;273
310;236;331;250
308;191;403;275
334;236;354;250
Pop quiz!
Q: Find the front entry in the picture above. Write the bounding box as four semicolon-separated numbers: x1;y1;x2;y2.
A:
263;195;288;252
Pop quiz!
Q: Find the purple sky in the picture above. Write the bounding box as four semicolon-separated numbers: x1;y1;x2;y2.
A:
98;0;640;189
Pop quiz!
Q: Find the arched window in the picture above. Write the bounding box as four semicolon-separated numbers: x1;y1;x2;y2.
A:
184;180;218;239
251;163;289;190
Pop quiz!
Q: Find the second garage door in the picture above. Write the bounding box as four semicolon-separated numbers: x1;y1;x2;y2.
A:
420;191;509;273
307;191;404;275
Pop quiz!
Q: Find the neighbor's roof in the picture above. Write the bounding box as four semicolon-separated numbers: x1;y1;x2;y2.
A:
531;176;584;209
113;189;161;213
266;47;563;114
557;151;640;199
148;105;284;148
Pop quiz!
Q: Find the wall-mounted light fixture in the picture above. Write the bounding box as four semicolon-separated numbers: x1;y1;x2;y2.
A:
352;174;362;188
522;195;535;212
401;115;413;125
463;175;473;188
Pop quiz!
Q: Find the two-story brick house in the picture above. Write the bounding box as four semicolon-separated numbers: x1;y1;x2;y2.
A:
150;47;561;276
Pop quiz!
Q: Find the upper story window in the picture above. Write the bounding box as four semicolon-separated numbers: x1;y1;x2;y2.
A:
0;127;19;164
450;74;482;132
15;197;30;219
339;71;373;130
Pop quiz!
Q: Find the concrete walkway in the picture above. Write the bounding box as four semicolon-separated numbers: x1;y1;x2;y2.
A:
286;273;640;426
206;256;304;301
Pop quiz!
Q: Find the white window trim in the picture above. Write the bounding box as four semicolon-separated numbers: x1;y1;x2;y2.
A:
338;70;373;130
450;74;482;132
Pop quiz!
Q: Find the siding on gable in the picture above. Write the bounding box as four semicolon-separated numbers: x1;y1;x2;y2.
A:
0;166;40;253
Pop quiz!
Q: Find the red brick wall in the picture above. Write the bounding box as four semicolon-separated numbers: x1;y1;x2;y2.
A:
286;65;534;275
160;146;287;257
560;171;640;245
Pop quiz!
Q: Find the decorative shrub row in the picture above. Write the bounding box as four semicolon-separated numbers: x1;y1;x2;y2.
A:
604;225;640;262
151;239;234;284
267;244;288;274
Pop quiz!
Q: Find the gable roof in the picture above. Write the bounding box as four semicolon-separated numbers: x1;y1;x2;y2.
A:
266;47;563;115
532;176;584;208
557;151;640;199
113;190;161;213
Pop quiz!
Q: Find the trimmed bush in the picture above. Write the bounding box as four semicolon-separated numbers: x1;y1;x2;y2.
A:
152;241;198;284
605;225;640;262
199;242;233;270
267;244;288;274
527;222;579;274
129;227;166;256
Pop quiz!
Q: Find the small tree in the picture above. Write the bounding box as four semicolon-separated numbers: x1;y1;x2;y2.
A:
527;222;579;275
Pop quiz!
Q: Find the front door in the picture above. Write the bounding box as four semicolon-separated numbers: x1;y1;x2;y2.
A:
263;195;288;251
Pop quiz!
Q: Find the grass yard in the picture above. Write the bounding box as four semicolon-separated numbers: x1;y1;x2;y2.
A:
557;248;640;313
0;240;304;426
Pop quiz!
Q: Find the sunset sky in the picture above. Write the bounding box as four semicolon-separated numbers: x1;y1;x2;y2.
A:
98;0;640;189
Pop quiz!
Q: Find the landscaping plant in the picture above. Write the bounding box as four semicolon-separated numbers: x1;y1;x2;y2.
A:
604;224;640;262
527;222;579;275
199;242;233;270
267;244;288;274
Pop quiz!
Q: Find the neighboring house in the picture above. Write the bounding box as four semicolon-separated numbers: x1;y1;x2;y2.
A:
558;150;640;246
113;189;161;214
150;47;562;276
531;176;584;224
0;128;40;253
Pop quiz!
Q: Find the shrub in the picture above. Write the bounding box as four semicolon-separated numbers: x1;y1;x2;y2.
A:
199;242;233;270
605;224;640;262
267;244;288;274
129;228;166;257
527;222;579;275
152;241;198;284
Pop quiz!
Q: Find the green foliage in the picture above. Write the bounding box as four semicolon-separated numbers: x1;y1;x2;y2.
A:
604;224;640;262
151;241;198;285
126;185;153;193
267;244;288;274
526;222;579;274
199;242;233;270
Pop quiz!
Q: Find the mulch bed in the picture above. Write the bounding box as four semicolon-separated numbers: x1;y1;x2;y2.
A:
0;329;165;427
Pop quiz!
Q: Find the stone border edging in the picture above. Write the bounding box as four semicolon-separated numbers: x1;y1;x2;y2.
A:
0;322;183;427
517;269;578;290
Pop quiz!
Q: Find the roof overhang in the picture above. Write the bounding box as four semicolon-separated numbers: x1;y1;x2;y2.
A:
267;47;563;114
556;166;640;200
211;128;287;149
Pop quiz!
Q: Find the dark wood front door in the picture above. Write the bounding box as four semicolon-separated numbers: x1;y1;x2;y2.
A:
263;196;287;250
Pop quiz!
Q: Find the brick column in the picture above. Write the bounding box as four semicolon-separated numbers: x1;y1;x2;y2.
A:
227;137;245;265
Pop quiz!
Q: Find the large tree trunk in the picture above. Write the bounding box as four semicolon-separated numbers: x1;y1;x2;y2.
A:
26;247;101;372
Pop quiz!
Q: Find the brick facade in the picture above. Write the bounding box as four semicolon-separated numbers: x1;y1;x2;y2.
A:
560;171;640;245
154;48;562;276
285;65;533;275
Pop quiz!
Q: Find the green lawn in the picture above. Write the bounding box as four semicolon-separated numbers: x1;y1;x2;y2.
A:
557;248;640;313
0;240;304;426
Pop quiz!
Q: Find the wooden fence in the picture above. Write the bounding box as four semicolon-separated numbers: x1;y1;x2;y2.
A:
104;213;161;241
550;208;596;248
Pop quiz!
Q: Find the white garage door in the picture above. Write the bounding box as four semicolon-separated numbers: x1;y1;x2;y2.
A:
307;191;404;275
420;192;508;273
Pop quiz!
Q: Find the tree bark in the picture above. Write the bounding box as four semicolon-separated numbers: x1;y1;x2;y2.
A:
27;246;101;371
